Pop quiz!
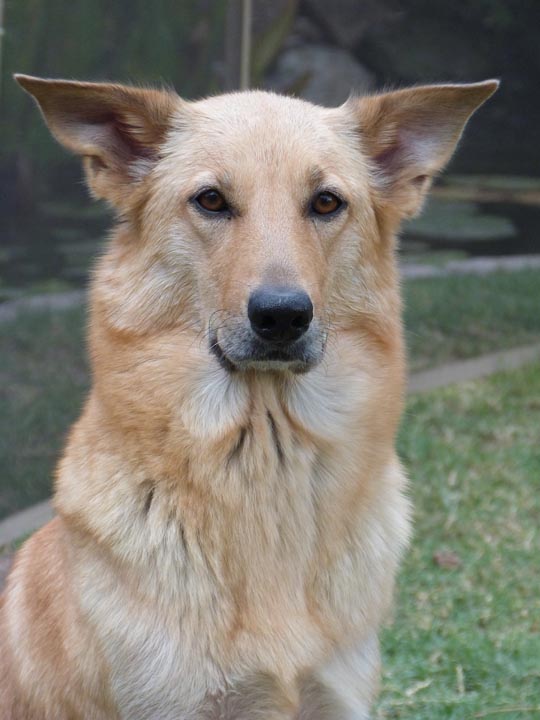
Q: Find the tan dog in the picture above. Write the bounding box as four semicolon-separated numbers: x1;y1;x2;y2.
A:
1;74;497;719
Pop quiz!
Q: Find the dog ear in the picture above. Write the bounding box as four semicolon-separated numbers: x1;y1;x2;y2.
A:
15;74;179;207
348;80;498;220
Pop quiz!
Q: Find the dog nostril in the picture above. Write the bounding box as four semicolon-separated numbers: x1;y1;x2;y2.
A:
291;315;308;329
248;286;313;343
260;315;276;330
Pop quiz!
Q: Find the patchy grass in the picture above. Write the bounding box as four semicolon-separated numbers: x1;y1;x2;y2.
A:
405;269;540;371
0;306;88;519
377;362;540;719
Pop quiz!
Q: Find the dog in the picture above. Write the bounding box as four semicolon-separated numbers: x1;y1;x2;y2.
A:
0;73;497;719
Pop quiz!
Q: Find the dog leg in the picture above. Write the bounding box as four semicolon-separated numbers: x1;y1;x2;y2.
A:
198;672;297;719
298;633;381;720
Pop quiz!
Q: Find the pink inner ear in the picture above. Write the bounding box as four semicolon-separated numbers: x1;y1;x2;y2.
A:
62;112;156;171
374;144;403;174
372;125;448;185
372;128;413;181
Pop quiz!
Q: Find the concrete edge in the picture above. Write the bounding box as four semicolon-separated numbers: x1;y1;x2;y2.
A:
0;290;86;323
401;254;540;279
408;342;540;393
1;343;539;547
2;254;540;320
0;500;54;548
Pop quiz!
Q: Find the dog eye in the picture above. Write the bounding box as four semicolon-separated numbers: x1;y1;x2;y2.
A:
311;191;342;216
195;189;228;213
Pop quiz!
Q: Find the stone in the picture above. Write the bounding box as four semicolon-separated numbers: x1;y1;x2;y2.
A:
252;0;299;37
436;175;540;207
405;198;516;244
265;44;374;106
364;12;494;82
302;0;396;49
286;14;326;47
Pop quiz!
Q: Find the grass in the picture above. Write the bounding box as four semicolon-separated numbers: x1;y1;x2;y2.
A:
377;362;540;718
0;307;88;519
405;269;540;371
0;268;539;519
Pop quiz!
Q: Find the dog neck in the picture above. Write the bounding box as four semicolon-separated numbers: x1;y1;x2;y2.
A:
56;325;403;539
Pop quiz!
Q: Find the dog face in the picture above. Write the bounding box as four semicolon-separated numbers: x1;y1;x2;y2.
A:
16;76;497;374
150;92;377;374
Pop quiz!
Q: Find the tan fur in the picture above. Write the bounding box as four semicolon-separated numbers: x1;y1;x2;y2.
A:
1;74;497;719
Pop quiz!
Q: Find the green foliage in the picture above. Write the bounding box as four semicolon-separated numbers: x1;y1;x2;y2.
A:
1;0;227;205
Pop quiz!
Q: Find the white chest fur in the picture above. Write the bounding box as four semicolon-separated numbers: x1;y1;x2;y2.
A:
68;357;408;718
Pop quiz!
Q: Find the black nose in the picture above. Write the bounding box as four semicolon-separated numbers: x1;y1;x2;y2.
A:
248;286;313;343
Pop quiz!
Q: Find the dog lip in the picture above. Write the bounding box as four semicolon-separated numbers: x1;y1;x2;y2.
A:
252;347;300;362
209;336;237;372
209;333;313;373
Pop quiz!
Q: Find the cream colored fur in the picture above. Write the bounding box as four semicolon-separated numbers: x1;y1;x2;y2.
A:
0;75;497;719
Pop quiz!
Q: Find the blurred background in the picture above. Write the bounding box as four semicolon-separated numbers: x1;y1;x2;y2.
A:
1;2;539;715
2;0;540;294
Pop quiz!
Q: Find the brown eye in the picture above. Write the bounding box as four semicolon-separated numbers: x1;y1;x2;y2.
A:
311;191;343;216
195;189;228;213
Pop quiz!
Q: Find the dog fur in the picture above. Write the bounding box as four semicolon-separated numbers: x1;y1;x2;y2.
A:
0;74;497;719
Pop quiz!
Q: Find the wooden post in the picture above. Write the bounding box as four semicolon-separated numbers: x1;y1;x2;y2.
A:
240;0;252;90
224;0;252;91
0;0;4;103
224;0;241;91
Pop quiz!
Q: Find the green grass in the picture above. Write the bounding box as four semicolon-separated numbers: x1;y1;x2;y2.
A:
405;270;540;371
377;362;540;719
1;268;540;519
0;307;88;519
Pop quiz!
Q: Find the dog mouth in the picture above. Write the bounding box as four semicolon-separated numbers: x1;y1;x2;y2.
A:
209;336;237;372
208;330;323;374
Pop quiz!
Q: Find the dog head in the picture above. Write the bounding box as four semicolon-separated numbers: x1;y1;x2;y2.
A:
16;75;497;375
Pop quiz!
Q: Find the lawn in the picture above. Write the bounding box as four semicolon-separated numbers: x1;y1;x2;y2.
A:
377;362;540;718
404;269;540;371
0;307;88;519
1;268;540;519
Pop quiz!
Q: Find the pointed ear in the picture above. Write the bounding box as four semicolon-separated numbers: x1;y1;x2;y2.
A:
349;80;499;220
15;74;179;207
